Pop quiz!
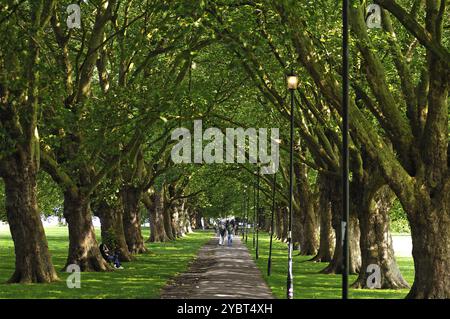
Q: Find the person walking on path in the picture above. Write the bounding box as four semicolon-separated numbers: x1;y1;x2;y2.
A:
226;221;234;246
219;221;226;246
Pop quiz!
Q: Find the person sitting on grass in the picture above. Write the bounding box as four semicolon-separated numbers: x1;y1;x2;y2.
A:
99;243;123;269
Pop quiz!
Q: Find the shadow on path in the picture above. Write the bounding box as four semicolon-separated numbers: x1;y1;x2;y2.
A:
161;235;274;299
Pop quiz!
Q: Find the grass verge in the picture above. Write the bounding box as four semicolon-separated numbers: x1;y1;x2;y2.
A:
244;232;414;299
0;226;212;299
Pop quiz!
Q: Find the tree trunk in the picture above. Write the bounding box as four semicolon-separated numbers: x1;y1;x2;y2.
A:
162;197;175;240
185;206;194;233
281;206;288;242
143;192;169;242
294;161;319;255
292;205;304;253
121;186;147;254
352;185;409;289
170;204;181;238
185;206;196;231
321;177;361;274
96;199;132;262
275;206;283;240
64;191;110;271
1;158;58;283
299;201;319;255
310;173;335;262
405;181;450;298
193;211;202;230
176;201;187;236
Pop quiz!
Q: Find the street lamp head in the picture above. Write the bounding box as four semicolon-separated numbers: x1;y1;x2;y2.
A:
287;71;299;90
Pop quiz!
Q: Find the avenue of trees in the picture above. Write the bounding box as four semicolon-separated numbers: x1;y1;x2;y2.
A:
0;0;448;299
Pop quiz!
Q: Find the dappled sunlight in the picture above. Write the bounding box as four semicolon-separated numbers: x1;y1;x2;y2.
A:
0;227;213;298
246;232;414;299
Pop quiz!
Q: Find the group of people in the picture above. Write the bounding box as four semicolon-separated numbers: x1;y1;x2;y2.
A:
216;219;237;247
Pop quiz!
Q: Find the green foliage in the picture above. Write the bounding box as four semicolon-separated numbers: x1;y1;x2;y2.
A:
389;199;411;234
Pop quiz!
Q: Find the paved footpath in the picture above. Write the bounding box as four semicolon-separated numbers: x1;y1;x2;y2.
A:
161;234;274;299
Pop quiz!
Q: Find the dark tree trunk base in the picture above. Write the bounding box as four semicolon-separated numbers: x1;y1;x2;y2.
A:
352;184;409;290
96;199;133;262
122;186;147;254
320;177;361;275
143;192;170;243
64;191;111;272
405;184;450;298
2;158;59;284
320;214;361;275
311;173;335;263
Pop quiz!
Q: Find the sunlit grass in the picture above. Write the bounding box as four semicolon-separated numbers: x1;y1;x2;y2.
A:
0;227;212;299
245;232;414;299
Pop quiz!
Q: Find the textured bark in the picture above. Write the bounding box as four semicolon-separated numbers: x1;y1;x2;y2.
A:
1;159;58;283
352;185;409;289
193;211;203;230
275;2;449;298
300;204;319;255
121;186;147;254
405;179;450;298
64;191;110;271
281;207;288;242
143;192;169;242
275;206;283;240
175;201;187;236
310;173;335;262
162;197;176;241
170;203;182;238
295;162;319;255
0;1;57;284
321;177;361;274
292;205;304;252
96;199;132;262
184;206;194;233
188;208;196;232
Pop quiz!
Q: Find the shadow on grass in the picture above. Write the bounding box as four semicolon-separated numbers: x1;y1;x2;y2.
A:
0;227;213;299
245;232;414;299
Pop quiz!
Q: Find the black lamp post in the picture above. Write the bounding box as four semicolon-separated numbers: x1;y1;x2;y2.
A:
256;167;260;260
245;189;249;244
342;0;350;300
242;188;246;240
268;172;276;276
253;173;256;249
286;70;298;299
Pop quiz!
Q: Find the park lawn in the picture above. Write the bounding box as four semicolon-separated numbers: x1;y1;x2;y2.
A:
245;232;414;299
0;227;212;299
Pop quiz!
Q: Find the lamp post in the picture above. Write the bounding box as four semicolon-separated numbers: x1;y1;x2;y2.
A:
256;167;260;260
268;172;276;276
242;187;246;240
253;172;257;249
286;70;298;300
342;0;350;300
245;189;249;244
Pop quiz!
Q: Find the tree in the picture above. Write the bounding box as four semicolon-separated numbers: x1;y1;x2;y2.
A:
275;0;449;297
0;0;58;283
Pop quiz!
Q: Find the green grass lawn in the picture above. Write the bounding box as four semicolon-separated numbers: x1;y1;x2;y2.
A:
244;232;414;299
0;227;212;299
